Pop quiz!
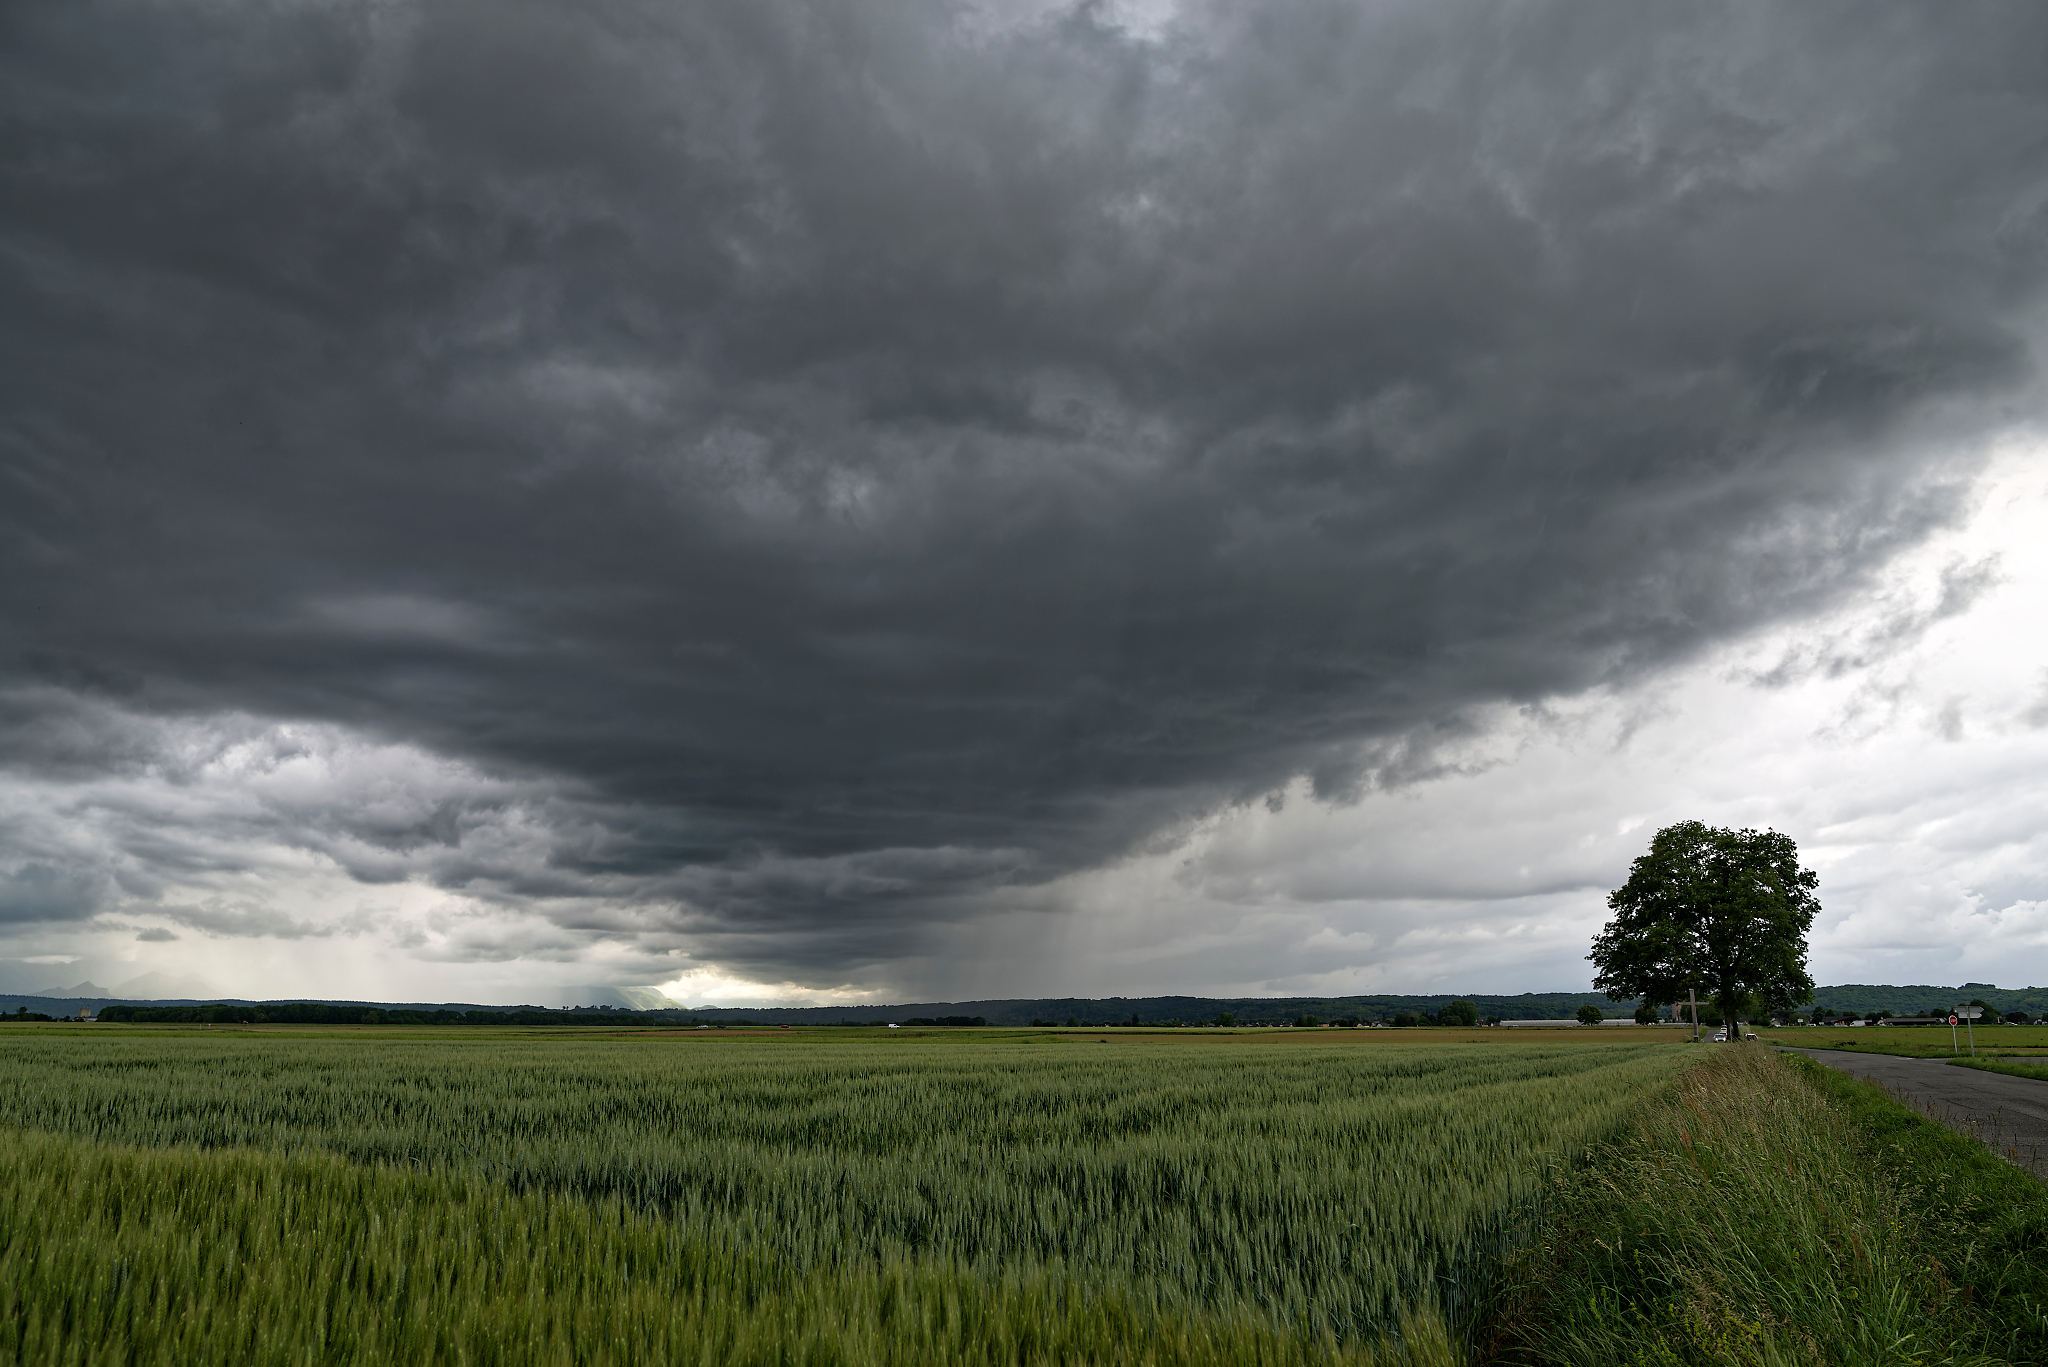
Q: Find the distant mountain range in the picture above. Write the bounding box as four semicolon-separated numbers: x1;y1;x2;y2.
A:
7;981;2043;1022
31;972;220;1001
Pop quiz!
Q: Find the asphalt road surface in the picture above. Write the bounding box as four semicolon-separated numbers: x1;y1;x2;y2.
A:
1781;1047;2048;1180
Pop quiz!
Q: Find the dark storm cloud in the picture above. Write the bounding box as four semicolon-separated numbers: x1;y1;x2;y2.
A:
4;0;2047;975
0;861;107;923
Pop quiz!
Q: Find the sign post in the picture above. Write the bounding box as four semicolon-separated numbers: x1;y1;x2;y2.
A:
1957;1006;1982;1058
1950;1013;1960;1055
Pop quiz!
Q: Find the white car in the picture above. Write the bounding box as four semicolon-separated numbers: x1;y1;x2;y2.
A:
1708;1030;1727;1042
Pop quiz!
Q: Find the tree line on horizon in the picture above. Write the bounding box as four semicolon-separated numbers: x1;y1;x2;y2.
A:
89;1003;663;1027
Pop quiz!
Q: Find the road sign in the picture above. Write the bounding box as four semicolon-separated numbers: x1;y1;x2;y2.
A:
1958;1007;1983;1019
1950;1015;1959;1025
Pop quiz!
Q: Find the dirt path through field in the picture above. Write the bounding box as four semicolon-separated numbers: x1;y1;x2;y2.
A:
1779;1047;2048;1179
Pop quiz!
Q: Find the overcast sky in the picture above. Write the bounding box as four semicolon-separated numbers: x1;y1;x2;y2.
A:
5;0;2048;1006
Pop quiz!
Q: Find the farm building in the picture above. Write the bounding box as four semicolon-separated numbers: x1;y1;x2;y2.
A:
1498;1019;1643;1028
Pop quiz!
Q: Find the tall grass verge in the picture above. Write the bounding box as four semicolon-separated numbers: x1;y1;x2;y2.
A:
1497;1046;2001;1367
1795;1054;2048;1362
1952;1056;2048;1084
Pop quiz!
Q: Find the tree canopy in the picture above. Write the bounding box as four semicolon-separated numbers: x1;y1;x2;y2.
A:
1589;821;1819;1036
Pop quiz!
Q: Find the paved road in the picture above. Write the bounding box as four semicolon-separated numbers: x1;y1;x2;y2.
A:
1781;1047;2048;1179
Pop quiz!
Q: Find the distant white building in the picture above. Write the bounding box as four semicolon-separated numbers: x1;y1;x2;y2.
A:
1498;1019;1642;1028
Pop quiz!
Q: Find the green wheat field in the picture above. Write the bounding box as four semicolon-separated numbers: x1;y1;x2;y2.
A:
0;1027;1694;1365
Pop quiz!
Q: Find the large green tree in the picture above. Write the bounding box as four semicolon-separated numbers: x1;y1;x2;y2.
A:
1589;821;1819;1039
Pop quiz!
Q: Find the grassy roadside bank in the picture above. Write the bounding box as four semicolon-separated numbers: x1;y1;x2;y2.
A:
1753;1025;2048;1060
1955;1057;2048;1085
1493;1045;2048;1367
1792;1053;2048;1359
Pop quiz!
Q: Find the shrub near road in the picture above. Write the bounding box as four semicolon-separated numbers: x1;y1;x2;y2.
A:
0;1030;1691;1363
